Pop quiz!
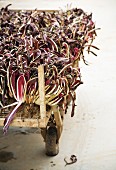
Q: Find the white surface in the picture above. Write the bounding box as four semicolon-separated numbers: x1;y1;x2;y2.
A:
0;0;116;170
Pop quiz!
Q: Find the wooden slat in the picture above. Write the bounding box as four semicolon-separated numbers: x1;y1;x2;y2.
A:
0;118;38;127
0;110;52;128
53;105;62;127
52;105;63;140
38;65;46;128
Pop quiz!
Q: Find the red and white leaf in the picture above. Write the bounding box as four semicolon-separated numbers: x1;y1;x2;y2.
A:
17;74;26;101
10;70;19;100
3;102;22;134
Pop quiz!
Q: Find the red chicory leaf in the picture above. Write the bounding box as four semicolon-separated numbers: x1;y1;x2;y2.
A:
17;74;26;101
3;102;22;134
10;69;19;100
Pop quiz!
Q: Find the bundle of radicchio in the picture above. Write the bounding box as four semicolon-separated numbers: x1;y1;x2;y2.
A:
0;5;99;133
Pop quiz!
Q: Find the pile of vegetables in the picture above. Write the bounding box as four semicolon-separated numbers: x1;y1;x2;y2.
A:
0;4;99;133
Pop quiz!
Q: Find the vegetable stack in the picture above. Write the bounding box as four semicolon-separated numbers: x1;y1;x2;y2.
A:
0;4;99;133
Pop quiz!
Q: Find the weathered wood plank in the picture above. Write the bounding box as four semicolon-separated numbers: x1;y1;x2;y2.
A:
52;105;63;140
38;65;46;128
53;105;62;127
0;118;38;127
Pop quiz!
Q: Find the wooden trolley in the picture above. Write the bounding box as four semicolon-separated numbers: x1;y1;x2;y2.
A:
0;5;96;156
